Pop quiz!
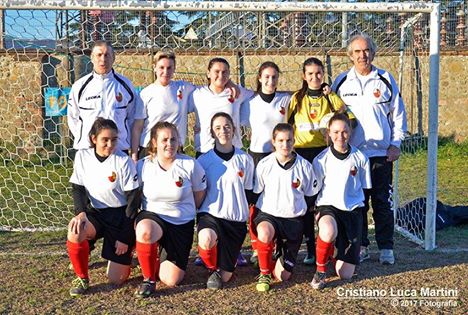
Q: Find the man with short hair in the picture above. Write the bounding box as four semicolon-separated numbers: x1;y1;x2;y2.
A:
67;40;142;152
332;34;407;265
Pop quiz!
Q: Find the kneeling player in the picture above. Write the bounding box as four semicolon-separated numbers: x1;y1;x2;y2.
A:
311;113;371;290
134;122;206;298
66;118;139;297
253;123;319;292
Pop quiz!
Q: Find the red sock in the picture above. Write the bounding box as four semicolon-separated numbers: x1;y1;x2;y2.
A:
136;241;159;282
198;245;217;271
249;206;259;251
316;236;334;273
256;239;275;275
67;240;89;279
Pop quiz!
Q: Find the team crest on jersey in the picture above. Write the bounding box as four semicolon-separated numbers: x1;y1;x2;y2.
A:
177;88;183;100
279;106;285;115
310;109;318;119
116;92;123;102
175;176;184;187
373;88;381;98
237;169;244;178
108;171;117;183
292;178;301;189
350;166;357;176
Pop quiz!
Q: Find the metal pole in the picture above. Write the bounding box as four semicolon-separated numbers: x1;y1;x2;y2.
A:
341;0;348;48
424;4;440;251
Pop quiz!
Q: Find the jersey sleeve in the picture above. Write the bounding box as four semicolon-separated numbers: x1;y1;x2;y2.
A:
388;74;407;148
67;83;81;139
69;150;84;186
243;154;254;190
240;99;251;127
134;87;148;120
239;86;254;104
120;157;139;192
312;155;325;194
287;92;299;122
360;155;372;190
191;159;207;192
253;160;265;194
329;92;345;111
302;161;319;197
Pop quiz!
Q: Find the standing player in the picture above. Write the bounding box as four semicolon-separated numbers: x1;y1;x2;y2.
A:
332;34;407;265
196;112;254;289
131;51;195;161
67;41;142;152
311;113;371;289
288;57;349;265
188;57;254;157
66;118;139;297
240;61;290;264
134;122;206;298
252;123;319;292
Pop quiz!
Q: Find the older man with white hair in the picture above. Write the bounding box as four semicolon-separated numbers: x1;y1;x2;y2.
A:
332;34;407;265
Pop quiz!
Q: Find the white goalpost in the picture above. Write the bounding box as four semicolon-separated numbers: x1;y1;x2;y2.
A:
0;1;440;250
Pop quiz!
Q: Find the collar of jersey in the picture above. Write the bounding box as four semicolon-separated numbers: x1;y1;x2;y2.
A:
348;65;378;80
93;69;114;80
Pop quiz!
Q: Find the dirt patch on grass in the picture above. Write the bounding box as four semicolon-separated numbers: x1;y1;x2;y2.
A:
0;231;466;314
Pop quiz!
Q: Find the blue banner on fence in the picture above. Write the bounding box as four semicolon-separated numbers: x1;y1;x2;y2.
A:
45;87;71;117
45;86;144;117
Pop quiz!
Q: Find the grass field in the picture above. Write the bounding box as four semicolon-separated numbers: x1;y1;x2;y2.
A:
0;229;466;314
0;140;466;314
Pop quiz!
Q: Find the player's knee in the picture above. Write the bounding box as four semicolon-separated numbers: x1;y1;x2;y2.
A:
256;223;274;243
198;229;216;249
336;264;355;280
136;227;153;243
159;274;180;288
318;226;336;242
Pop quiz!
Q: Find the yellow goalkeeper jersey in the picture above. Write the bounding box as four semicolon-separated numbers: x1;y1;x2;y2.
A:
288;92;345;148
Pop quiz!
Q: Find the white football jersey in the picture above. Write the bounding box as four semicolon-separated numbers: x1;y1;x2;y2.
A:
197;148;254;222
188;85;254;153
137;154;206;225
313;146;372;211
70;148;139;209
241;92;290;153
254;153;319;218
134;80;195;147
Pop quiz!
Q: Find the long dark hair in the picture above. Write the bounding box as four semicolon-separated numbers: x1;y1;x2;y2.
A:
210;112;235;139
88;117;118;148
256;61;280;93
206;57;230;84
294;57;324;112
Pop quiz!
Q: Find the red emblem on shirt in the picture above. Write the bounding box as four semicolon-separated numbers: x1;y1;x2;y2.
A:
175;176;184;187
292;178;301;189
279;106;285;115
310;109;317;119
177;89;183;100
350;166;357;176
238;169;244;178
373;89;381;98
116;92;123;102
108;171;117;182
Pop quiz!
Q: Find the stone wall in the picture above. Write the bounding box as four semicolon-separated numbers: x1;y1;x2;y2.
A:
0;50;465;157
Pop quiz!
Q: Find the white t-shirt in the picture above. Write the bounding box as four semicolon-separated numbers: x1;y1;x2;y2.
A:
313;146;372;211
70;148;139;209
188;86;254;153
254;153;319;218
197;148;254;222
241;92;290;153
137;154;206;225
134;80;195;147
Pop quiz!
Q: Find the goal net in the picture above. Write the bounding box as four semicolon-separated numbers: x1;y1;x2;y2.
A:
0;1;440;250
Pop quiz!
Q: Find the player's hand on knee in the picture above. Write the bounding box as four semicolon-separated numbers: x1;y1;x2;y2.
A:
70;212;88;235
115;240;128;256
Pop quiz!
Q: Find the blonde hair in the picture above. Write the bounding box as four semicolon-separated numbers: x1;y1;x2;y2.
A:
153;50;176;67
